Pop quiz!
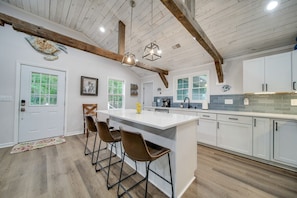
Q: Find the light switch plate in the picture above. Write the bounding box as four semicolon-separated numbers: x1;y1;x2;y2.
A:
0;95;13;102
291;99;297;106
225;99;233;104
244;98;249;105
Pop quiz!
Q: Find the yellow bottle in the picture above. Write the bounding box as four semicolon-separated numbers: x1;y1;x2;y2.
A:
136;102;142;114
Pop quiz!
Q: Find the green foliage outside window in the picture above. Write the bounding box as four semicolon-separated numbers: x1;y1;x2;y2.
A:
31;72;58;105
108;79;124;109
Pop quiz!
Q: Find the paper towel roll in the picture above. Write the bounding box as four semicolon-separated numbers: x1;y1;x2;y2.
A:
202;101;208;110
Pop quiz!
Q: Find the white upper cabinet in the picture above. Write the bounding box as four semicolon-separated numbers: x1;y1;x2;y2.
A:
292;50;297;91
265;52;291;92
243;52;292;93
243;57;265;93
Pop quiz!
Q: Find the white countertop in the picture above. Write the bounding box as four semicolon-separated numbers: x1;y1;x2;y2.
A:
145;106;297;120
98;109;199;130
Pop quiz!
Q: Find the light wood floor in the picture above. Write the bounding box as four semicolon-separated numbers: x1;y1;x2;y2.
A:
0;134;297;198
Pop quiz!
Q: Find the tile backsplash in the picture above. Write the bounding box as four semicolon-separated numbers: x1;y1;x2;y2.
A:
154;93;297;115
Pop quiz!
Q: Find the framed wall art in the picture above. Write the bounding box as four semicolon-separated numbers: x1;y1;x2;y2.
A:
80;76;98;96
130;83;138;96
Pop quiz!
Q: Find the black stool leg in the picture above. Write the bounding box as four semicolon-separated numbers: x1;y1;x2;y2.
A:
144;161;152;198
117;154;139;197
91;132;98;164
84;131;90;155
168;153;174;198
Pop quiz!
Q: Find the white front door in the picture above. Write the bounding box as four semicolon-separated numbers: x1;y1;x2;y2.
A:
19;65;66;142
143;82;153;107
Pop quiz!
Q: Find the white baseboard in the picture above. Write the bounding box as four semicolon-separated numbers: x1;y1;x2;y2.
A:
0;142;15;149
65;130;83;137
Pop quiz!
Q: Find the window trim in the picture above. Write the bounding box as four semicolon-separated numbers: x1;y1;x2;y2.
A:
107;77;125;110
173;71;210;103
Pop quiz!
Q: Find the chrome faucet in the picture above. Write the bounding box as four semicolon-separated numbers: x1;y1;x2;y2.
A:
184;97;191;109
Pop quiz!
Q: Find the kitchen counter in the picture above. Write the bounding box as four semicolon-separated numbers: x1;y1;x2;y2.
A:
145;106;297;120
98;109;198;130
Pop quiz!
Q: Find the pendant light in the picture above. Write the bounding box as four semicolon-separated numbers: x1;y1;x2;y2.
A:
142;0;162;61
121;0;137;66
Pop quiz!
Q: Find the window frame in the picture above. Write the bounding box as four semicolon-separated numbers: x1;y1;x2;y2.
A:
107;78;125;110
173;71;210;103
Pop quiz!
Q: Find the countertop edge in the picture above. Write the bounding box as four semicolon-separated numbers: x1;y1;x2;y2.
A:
98;109;199;130
144;106;297;120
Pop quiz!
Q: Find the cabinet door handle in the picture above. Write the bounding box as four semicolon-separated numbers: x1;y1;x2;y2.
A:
293;81;296;90
266;84;268;91
197;120;199;126
262;84;264;91
275;121;278;131
228;117;238;121
202;115;210;118
254;119;256;127
217;122;219;129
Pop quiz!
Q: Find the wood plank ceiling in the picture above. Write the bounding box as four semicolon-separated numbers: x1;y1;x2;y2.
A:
1;0;297;79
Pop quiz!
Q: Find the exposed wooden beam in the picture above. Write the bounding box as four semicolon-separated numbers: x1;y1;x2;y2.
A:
158;73;169;88
160;0;224;83
118;21;125;55
0;13;169;87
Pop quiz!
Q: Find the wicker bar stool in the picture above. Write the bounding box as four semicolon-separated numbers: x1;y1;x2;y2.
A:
118;129;174;198
82;104;97;135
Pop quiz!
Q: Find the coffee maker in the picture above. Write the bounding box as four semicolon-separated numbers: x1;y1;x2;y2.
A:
162;98;170;107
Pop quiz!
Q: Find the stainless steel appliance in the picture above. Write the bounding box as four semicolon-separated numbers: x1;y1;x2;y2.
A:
162;98;170;107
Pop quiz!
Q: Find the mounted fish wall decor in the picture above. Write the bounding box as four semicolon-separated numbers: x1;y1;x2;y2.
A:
222;84;231;92
25;36;67;61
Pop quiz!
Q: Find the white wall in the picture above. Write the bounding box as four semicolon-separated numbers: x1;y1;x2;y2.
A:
0;24;141;147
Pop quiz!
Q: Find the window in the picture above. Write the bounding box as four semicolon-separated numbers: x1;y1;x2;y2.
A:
192;74;207;100
108;78;125;109
174;71;209;103
176;78;189;100
30;72;58;105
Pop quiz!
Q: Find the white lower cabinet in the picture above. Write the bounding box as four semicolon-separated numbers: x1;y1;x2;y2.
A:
197;113;217;146
217;114;253;155
252;117;270;160
273;119;297;167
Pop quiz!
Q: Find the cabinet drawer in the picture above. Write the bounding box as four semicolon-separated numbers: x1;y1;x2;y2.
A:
198;112;216;120
218;114;252;124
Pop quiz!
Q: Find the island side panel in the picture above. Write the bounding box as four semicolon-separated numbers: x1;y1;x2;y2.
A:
175;120;197;197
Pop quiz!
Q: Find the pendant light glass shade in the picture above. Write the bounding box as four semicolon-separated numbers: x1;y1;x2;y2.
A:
121;0;136;66
142;0;162;61
122;52;137;65
143;41;162;61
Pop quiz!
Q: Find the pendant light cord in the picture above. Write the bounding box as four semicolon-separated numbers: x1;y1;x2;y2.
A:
129;0;134;53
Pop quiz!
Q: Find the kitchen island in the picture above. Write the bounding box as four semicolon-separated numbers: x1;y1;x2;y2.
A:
98;109;199;198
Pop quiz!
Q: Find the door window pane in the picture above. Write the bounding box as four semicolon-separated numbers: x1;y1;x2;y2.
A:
30;72;58;105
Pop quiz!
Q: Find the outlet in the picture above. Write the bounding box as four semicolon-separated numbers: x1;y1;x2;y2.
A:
224;99;233;105
244;98;249;105
291;99;297;106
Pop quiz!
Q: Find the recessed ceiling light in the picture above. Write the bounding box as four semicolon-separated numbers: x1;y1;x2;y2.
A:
99;26;105;33
266;1;278;11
